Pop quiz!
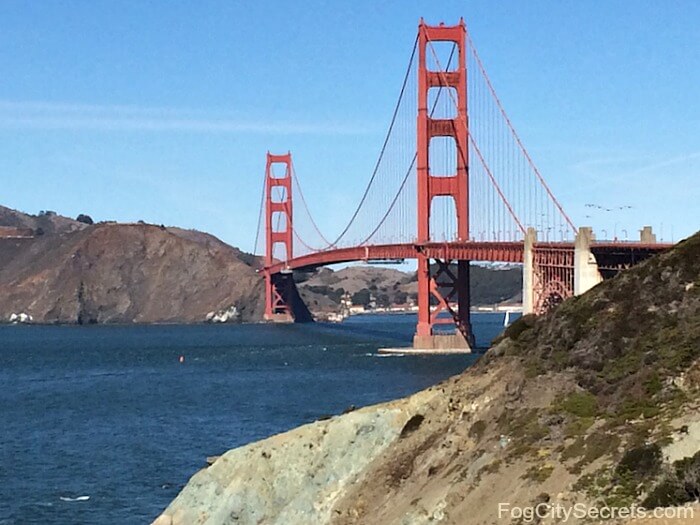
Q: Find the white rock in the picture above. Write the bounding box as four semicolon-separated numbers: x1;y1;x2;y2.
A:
206;305;239;323
9;312;33;324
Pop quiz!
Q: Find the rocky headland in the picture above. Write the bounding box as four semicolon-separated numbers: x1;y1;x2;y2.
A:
154;232;700;524
0;206;265;323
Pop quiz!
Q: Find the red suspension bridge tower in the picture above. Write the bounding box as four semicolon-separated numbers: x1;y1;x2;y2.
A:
415;19;473;350
263;152;294;321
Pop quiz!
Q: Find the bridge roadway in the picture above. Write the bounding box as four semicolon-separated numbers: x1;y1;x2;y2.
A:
263;240;669;274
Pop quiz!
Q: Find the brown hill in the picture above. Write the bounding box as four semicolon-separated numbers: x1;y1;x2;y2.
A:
0;208;264;323
0;204;87;236
296;266;416;311
296;264;522;311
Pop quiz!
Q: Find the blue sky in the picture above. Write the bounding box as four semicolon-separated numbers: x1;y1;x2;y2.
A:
1;0;698;252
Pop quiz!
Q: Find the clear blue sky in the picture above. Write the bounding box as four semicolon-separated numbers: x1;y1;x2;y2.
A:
1;0;698;251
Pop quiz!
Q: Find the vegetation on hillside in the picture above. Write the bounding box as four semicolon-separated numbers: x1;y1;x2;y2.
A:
489;231;700;508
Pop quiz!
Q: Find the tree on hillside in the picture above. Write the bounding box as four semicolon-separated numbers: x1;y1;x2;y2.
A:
76;214;94;225
351;289;371;307
394;291;408;305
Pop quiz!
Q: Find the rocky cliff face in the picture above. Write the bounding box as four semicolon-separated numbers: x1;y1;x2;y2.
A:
0;209;264;323
154;232;700;525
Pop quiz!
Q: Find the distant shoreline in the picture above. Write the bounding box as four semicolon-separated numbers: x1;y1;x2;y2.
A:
0;308;523;328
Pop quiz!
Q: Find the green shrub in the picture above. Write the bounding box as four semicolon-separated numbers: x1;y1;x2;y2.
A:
558;391;599;418
643;450;700;508
617;443;662;479
502;314;537;342
523;464;554;483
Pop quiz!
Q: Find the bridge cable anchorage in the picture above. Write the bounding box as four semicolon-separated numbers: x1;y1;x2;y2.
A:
464;31;577;235
355;43;459;246
424;36;526;236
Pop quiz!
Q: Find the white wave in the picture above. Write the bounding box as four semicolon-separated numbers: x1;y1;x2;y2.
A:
59;495;90;502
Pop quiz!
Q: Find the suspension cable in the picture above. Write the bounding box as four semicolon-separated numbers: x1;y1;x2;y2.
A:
289;162;332;245
253;164;267;257
356;44;459;245
425;35;525;235
324;34;420;248
465;31;577;233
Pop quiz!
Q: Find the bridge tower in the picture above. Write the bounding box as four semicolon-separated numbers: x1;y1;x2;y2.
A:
414;19;473;350
264;152;294;321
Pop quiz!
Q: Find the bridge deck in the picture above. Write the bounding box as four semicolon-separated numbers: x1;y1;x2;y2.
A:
263;241;670;274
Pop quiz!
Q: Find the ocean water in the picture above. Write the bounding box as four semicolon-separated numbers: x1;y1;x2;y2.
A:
0;312;514;524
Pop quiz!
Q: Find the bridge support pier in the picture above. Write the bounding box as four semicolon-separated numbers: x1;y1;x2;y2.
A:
522;227;537;315
574;226;603;296
640;226;657;244
264;270;294;322
414;254;473;351
264;271;313;323
413;332;471;351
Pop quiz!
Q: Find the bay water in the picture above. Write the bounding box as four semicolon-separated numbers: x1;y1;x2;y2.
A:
0;312;513;524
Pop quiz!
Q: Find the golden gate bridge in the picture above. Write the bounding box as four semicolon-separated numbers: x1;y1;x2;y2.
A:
253;19;669;351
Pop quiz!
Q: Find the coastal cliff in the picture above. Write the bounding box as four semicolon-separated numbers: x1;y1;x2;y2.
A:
154;232;700;524
0;206;265;323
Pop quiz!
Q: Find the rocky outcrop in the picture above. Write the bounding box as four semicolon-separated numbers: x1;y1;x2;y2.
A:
154;232;700;524
154;393;435;525
205;305;239;323
8;312;33;323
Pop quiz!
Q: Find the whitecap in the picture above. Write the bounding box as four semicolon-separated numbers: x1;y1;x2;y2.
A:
60;495;90;502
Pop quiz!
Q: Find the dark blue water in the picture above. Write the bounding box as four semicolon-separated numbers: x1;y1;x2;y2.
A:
0;313;511;524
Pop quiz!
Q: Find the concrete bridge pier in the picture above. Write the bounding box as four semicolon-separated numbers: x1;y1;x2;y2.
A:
640;226;657;243
574;226;603;295
522;227;537;315
522;225;604;315
523;226;660;315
